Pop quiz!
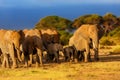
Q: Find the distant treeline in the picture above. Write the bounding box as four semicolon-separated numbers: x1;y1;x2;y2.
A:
34;13;120;45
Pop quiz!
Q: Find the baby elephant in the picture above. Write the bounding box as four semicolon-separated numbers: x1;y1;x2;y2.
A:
63;45;78;62
46;43;63;63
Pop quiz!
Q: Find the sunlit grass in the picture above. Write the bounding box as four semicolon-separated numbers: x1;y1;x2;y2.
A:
111;45;120;54
0;61;120;80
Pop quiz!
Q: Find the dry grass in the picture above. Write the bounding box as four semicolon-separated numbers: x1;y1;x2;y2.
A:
1;46;120;80
0;61;120;80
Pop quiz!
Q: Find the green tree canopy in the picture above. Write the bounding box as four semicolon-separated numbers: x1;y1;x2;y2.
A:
35;16;72;30
102;13;119;33
72;14;103;28
103;13;117;24
103;13;119;26
34;16;73;45
100;26;120;45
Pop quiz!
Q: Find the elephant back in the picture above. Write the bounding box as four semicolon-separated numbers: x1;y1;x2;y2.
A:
0;29;7;41
47;43;63;54
74;24;98;38
41;29;60;44
25;29;42;38
23;29;44;50
0;29;7;48
4;30;21;46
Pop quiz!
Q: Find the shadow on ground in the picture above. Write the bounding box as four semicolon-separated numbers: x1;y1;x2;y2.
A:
99;54;120;62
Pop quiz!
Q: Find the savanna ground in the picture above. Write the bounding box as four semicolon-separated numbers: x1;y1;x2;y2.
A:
1;45;120;80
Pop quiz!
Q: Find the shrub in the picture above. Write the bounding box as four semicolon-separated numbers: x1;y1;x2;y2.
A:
58;30;73;45
100;39;115;45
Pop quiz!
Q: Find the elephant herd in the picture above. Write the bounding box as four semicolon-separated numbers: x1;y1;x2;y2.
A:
0;24;101;69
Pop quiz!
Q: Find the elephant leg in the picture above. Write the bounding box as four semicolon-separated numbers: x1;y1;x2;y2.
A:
84;42;90;62
24;55;29;68
78;51;83;61
73;51;78;63
6;54;10;68
94;48;99;61
37;48;43;67
0;59;1;65
84;52;91;62
0;50;2;64
88;52;92;62
54;52;59;63
35;54;40;67
66;54;70;62
46;53;50;62
84;50;90;62
10;53;17;68
0;57;1;64
2;55;6;68
16;48;22;62
2;53;10;68
84;52;87;62
64;52;70;62
7;43;18;68
70;52;74;62
28;54;32;67
92;40;99;61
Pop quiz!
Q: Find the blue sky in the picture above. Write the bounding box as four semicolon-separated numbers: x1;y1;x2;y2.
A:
0;0;120;29
0;0;120;8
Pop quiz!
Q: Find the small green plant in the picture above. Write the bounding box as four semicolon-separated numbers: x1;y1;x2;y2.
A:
100;39;115;45
112;45;120;54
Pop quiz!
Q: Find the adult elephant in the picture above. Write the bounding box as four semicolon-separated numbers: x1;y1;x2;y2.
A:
46;43;63;63
22;29;44;67
69;34;92;62
40;29;60;48
69;24;99;62
0;29;22;68
0;49;2;64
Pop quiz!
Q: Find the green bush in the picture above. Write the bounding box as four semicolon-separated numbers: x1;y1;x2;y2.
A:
35;16;72;30
108;27;120;37
100;39;115;46
111;45;120;54
100;26;120;45
58;30;73;45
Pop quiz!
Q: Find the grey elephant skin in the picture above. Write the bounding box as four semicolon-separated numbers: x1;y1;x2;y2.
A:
21;29;44;67
40;29;60;48
69;24;99;62
46;43;63;63
0;29;22;68
63;45;78;62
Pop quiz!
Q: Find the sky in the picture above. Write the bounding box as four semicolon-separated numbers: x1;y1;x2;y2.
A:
0;0;120;7
0;0;120;8
0;0;120;29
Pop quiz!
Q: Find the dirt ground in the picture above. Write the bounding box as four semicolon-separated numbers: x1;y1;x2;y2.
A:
0;46;120;80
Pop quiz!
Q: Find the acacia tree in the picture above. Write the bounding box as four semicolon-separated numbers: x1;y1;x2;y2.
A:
72;14;103;28
103;13;118;33
34;16;73;45
35;16;72;30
